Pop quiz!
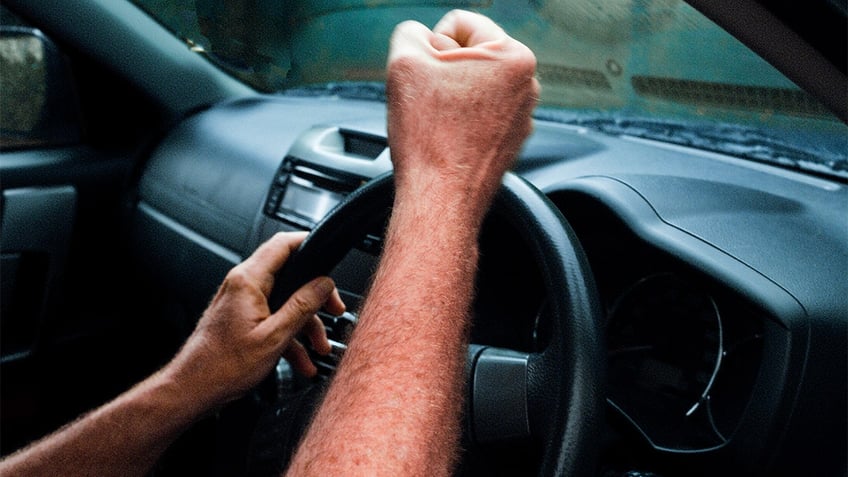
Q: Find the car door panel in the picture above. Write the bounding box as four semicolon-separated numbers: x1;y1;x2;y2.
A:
0;185;76;360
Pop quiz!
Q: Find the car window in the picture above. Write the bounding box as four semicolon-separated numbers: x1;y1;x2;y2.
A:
130;0;847;179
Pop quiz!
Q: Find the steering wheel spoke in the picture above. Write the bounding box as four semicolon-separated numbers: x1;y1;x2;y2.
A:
466;345;532;444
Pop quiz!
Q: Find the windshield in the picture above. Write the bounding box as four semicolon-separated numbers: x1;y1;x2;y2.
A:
131;0;847;179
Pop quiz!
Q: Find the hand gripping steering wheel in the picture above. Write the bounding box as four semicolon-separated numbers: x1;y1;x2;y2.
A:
268;171;605;476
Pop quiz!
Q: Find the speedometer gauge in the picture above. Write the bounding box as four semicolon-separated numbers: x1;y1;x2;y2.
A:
606;273;726;451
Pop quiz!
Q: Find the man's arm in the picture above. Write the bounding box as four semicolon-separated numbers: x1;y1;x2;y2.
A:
0;232;344;477
286;10;539;476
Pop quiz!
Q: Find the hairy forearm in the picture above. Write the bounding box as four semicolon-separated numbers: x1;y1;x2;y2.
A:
0;366;203;476
287;10;537;475
0;231;342;477
286;184;481;476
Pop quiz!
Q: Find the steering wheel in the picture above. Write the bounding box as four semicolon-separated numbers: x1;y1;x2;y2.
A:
268;171;605;476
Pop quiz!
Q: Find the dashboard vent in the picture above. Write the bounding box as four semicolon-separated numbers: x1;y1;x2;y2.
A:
537;63;612;90
632;76;829;115
339;128;386;160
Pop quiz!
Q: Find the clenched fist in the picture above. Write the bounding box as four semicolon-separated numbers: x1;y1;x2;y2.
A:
386;10;540;218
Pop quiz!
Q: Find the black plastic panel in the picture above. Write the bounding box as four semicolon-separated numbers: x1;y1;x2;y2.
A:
0;186;76;361
129;94;846;476
138;97;387;256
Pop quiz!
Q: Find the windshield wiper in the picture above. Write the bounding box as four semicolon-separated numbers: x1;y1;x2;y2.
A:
536;110;848;181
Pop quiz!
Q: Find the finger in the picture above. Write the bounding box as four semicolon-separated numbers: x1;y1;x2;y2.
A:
261;276;336;339
240;231;308;294
324;287;346;317
283;339;318;377
304;314;331;356
432;9;506;47
431;32;461;51
388;19;437;64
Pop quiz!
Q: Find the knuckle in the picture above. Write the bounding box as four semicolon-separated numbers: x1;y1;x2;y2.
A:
444;9;462;22
394;19;420;33
224;267;254;291
505;48;537;77
286;291;318;317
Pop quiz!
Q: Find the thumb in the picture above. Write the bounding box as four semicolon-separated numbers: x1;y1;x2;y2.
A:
431;32;461;51
262;277;335;340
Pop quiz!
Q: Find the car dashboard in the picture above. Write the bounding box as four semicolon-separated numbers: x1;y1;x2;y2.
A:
131;95;847;476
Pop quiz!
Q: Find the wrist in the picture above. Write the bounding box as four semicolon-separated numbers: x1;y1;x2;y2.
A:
160;349;229;413
393;189;487;240
393;168;500;228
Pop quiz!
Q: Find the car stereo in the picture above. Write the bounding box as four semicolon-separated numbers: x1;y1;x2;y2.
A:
264;126;391;230
265;160;364;229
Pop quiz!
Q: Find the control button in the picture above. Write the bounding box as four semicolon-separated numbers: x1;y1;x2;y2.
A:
265;187;284;215
310;311;358;376
276;172;289;186
359;234;383;255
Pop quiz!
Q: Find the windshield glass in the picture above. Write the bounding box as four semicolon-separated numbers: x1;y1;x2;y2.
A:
131;0;847;179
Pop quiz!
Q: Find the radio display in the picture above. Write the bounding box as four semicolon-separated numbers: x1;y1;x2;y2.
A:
277;175;346;228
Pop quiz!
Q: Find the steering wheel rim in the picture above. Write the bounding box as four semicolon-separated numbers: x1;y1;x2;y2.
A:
269;171;605;477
